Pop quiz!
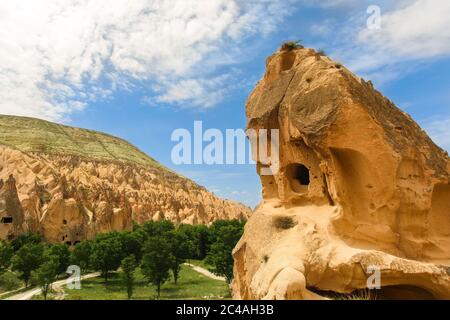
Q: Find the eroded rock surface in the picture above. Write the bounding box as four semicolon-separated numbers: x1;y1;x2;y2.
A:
0;116;250;243
233;47;450;300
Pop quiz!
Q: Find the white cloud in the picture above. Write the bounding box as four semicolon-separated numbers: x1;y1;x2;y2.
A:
423;117;450;151
155;76;228;109
303;0;359;8
339;0;450;77
309;22;332;36
0;0;294;121
359;0;450;60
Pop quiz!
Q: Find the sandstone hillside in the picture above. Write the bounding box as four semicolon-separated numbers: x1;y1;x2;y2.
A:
0;115;250;243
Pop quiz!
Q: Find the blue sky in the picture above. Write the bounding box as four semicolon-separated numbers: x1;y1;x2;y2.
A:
1;0;449;207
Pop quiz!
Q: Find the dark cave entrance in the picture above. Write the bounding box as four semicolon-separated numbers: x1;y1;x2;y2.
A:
1;216;13;224
286;163;310;193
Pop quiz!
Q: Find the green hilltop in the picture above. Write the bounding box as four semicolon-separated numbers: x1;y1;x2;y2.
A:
0;115;166;170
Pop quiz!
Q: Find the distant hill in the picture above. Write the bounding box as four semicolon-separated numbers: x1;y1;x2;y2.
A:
0;115;250;243
0;115;163;169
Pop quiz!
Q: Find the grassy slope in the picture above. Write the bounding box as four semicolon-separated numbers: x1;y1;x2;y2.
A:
0;115;165;170
62;265;230;300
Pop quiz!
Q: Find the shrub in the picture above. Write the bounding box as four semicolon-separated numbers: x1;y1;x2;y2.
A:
0;271;22;291
281;40;303;51
263;255;269;263
273;216;296;230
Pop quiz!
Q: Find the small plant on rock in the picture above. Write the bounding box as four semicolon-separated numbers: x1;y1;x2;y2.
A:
273;216;296;230
281;40;303;51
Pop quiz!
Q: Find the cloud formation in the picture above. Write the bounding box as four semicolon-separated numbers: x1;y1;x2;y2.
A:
0;0;294;121
338;0;450;76
423;117;450;151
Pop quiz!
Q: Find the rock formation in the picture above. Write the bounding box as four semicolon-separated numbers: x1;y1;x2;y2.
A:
233;46;450;300
0;115;250;243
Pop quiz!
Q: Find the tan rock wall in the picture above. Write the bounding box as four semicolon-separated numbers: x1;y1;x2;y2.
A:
0;145;250;243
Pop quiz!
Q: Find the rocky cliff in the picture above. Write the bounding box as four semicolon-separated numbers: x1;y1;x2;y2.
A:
0;115;250;243
233;46;450;300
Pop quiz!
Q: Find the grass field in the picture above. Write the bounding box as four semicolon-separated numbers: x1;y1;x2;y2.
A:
60;265;230;300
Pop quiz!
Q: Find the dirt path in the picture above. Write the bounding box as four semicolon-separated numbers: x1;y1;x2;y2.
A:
4;272;100;300
185;263;226;282
0;286;26;299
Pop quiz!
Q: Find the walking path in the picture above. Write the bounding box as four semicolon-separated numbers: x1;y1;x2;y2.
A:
4;272;100;300
184;263;226;282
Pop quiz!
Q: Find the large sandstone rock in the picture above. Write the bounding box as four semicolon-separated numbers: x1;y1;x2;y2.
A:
0;116;250;243
233;47;450;300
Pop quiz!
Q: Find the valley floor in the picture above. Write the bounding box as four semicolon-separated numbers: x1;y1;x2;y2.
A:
29;264;229;300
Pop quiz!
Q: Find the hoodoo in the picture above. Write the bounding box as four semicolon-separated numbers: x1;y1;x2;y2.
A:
232;46;450;300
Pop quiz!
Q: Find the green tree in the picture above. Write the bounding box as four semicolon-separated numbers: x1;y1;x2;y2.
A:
168;230;192;284
71;240;92;274
47;243;71;276
142;220;174;239
141;236;173;299
120;231;144;262
11;243;44;286
0;240;13;274
32;252;59;300
177;224;210;260
11;233;41;252
205;220;244;284
208;219;244;243
90;233;123;282
195;225;210;260
121;255;137;299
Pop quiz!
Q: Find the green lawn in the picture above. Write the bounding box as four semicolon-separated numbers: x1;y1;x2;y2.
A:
63;265;230;300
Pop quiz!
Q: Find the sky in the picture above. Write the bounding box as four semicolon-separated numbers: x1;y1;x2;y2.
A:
1;0;450;208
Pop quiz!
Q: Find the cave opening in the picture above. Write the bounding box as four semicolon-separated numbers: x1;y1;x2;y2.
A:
286;163;310;193
1;216;13;224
